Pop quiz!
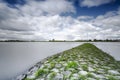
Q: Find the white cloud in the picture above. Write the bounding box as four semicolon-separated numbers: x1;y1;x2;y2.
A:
0;0;75;40
80;0;115;7
92;10;120;31
77;16;94;21
18;0;75;16
0;0;120;40
0;2;20;21
90;9;120;39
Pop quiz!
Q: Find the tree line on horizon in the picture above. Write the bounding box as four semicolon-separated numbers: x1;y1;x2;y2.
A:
0;39;120;42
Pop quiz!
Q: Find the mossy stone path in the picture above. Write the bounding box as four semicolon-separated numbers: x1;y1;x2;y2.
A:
20;43;120;80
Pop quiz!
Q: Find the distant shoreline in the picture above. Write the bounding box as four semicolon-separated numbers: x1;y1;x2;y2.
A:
0;41;120;42
0;40;120;42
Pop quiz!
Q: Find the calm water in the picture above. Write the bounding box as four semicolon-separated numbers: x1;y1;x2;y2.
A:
0;42;120;80
93;42;120;61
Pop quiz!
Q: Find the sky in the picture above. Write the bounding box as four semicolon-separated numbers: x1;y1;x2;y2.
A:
0;0;120;41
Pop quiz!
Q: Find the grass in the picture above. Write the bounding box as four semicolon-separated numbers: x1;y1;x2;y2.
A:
49;62;55;69
107;75;117;80
66;61;78;68
79;75;87;79
81;64;88;71
24;78;35;80
87;72;94;78
49;72;57;79
35;69;48;78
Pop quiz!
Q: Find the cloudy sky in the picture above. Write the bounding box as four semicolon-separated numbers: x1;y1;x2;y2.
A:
0;0;120;40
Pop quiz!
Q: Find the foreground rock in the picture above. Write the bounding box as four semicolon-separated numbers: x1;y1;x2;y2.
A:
17;43;120;80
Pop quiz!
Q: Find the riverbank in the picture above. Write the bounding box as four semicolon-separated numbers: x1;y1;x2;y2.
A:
17;43;120;80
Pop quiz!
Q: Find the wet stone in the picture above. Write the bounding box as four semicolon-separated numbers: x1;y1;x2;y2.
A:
78;71;88;75
54;73;63;80
55;64;62;68
108;70;120;75
63;71;71;77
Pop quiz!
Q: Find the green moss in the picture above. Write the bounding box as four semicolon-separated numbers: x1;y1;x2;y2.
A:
35;69;47;78
66;61;78;69
49;72;57;79
87;72;94;78
79;75;87;80
49;62;55;69
81;64;88;71
24;78;35;80
107;75;117;80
